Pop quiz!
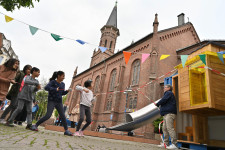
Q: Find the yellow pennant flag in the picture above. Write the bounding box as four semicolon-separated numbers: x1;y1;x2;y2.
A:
160;55;170;60
5;15;14;22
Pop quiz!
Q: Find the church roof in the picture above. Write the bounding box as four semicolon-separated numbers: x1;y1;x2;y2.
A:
74;22;198;78
106;2;117;28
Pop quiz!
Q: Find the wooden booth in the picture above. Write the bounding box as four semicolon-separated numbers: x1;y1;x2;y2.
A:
174;43;225;148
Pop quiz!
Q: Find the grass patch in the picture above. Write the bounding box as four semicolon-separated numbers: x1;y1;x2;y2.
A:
30;137;37;146
43;139;48;146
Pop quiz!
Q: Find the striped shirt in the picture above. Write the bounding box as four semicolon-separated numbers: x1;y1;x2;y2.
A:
76;85;95;107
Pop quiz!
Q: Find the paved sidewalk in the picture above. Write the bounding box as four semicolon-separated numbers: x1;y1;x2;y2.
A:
0;124;164;150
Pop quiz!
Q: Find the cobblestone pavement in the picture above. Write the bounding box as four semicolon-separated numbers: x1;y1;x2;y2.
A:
0;124;165;150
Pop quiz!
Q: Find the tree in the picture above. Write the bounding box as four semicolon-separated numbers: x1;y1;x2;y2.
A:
0;0;40;12
35;90;48;120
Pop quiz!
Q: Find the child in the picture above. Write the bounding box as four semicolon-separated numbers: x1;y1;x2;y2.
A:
69;104;80;128
7;67;41;129
0;65;32;124
31;71;73;136
0;59;19;105
75;80;98;136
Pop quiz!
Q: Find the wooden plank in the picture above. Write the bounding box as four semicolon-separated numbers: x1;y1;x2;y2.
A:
205;55;213;108
192;115;199;143
202;117;208;144
210;63;225;72
215;104;225;112
215;99;225;106
177;140;200;145
209;140;225;148
180;85;190;93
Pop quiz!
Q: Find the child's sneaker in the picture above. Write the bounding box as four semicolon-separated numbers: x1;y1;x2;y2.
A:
79;130;84;136
64;130;73;136
31;125;38;131
167;144;178;149
26;124;32;130
5;121;14;127
0;119;6;124
74;131;80;136
158;142;167;148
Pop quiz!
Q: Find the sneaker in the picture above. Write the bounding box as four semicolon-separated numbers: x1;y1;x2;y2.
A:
5;121;14;127
79;130;84;136
0;119;6;124
31;125;38;131
74;131;80;136
64;130;73;136
158;142;167;148
18;121;22;126
26;124;32;130
167;144;178;149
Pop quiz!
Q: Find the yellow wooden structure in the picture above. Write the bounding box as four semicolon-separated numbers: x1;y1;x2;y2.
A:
175;43;225;148
177;44;225;116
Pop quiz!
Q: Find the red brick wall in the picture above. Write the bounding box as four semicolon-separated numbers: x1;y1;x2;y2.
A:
67;22;200;139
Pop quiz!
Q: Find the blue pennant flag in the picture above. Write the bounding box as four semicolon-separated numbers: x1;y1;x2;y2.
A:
217;52;224;64
76;39;86;45
99;46;107;53
218;51;225;55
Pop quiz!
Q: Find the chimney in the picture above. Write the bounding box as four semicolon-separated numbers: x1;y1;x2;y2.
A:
177;13;185;26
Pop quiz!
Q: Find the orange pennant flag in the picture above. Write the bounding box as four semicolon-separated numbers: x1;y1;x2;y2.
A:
123;51;132;64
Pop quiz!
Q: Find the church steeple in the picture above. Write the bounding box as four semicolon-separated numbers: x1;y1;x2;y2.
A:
90;2;120;67
106;1;118;28
153;13;159;33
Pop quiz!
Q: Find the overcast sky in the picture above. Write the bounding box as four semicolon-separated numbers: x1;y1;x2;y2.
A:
0;0;225;88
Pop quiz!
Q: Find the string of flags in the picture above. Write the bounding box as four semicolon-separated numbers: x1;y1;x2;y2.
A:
123;51;225;68
2;12;225;67
2;13;109;53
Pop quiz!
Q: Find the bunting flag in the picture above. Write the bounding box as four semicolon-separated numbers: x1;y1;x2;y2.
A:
199;54;206;65
51;33;63;41
76;39;86;45
181;55;189;67
141;53;150;63
99;46;107;53
29;26;38;35
160;55;170;60
217;53;224;64
123;51;132;64
218;51;225;54
5;15;14;22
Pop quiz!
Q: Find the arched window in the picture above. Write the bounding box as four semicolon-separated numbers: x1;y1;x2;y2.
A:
132;60;140;85
129;97;137;109
106;100;112;111
109;69;117;91
104;40;107;47
94;76;100;93
109;41;113;50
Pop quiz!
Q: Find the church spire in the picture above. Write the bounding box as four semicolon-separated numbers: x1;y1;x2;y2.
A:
90;2;120;67
153;13;159;33
106;1;118;28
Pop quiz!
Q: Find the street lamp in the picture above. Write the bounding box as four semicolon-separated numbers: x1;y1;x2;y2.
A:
123;86;132;123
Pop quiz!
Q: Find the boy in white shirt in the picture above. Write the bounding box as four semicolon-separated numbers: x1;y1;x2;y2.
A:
75;80;98;136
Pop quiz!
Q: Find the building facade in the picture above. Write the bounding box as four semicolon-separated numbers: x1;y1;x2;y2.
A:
0;33;18;64
66;3;200;138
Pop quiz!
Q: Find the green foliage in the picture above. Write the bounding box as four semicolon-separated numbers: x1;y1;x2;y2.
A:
153;116;163;134
35;90;48;120
0;0;40;11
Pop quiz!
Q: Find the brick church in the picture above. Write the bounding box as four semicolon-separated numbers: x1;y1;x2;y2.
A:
66;3;200;138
